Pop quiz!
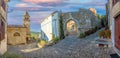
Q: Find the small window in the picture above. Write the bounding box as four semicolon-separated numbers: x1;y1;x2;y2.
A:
14;32;20;36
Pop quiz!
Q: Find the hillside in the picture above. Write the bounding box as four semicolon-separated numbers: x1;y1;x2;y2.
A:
30;31;40;38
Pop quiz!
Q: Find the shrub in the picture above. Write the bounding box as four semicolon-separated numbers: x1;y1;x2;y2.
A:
52;34;60;43
79;32;86;38
37;39;41;43
2;52;20;58
85;27;98;36
85;30;91;36
94;26;98;31
52;36;60;43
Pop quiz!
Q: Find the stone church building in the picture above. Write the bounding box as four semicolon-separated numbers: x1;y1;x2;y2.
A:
40;8;101;42
7;11;30;45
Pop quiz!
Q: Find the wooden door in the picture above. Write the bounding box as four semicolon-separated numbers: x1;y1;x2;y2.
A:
115;14;120;51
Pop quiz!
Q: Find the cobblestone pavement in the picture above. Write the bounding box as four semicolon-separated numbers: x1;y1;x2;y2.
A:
8;31;115;58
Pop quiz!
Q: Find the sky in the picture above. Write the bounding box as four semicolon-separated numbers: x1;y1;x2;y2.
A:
8;0;108;32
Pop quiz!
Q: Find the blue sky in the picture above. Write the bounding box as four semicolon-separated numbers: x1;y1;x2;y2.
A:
8;0;108;32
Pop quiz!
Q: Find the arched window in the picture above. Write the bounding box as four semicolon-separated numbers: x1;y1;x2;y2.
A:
14;32;20;36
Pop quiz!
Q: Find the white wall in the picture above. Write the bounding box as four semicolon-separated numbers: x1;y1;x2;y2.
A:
52;12;60;37
41;12;60;41
41;15;53;41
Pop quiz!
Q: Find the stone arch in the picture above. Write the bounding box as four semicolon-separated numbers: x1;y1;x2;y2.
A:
64;19;80;36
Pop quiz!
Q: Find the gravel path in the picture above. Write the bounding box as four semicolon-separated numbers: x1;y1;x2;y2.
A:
8;31;115;58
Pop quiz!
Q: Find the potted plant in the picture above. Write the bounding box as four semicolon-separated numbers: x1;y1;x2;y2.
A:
98;30;105;39
105;29;111;39
98;30;105;47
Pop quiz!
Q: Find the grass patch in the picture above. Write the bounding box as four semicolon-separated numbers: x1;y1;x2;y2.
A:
30;31;39;39
52;34;60;43
2;52;20;58
52;36;60;43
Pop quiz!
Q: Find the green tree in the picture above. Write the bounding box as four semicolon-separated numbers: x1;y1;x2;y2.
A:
96;14;101;19
96;14;107;27
59;13;65;39
101;15;107;27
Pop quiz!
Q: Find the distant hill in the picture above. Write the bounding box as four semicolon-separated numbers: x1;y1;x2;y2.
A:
30;31;40;38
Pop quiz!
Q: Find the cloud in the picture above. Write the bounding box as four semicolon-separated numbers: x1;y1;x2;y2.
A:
30;11;53;23
22;0;63;4
22;0;66;7
84;1;107;6
16;3;28;7
9;7;55;12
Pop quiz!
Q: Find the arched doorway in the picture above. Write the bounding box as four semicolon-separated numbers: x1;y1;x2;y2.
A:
66;19;78;35
13;32;20;44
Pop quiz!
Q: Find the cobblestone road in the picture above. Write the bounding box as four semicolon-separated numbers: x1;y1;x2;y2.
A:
8;31;115;58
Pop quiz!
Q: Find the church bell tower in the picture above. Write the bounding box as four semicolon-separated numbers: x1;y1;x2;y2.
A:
23;11;30;40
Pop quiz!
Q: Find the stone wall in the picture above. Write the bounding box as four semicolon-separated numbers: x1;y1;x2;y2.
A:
7;27;27;45
62;9;100;36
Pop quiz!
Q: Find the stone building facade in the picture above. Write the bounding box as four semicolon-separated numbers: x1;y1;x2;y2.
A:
108;0;120;56
40;8;100;42
7;11;30;45
62;8;100;36
0;0;9;55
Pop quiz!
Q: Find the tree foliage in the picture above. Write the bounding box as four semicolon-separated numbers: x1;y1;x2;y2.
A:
96;14;108;27
59;14;65;39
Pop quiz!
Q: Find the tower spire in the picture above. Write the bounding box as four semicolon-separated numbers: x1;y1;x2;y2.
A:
24;11;30;21
24;10;29;16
